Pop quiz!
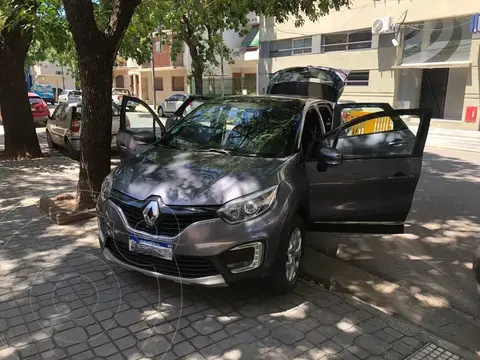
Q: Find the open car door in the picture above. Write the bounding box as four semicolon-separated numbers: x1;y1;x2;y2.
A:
306;106;431;234
117;96;165;161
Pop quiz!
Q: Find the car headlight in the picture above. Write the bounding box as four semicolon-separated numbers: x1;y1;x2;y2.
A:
217;185;278;224
100;171;114;202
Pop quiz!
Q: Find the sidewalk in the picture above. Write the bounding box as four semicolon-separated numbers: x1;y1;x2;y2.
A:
0;154;475;360
408;125;480;153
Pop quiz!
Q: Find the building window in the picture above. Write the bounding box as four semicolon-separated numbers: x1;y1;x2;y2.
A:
154;77;163;90
270;37;312;57
292;38;312;54
172;76;185;91
322;30;372;52
345;71;370;86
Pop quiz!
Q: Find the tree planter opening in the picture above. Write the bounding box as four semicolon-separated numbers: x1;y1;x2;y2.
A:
39;193;97;225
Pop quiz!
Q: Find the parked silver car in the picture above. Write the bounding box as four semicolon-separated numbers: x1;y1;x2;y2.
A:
157;93;187;117
46;101;120;159
58;89;82;103
97;66;432;293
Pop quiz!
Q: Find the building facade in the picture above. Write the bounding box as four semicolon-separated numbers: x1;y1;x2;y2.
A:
31;62;76;90
258;0;480;130
113;14;260;105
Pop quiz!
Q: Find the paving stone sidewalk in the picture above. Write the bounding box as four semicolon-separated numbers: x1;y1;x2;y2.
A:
0;155;473;360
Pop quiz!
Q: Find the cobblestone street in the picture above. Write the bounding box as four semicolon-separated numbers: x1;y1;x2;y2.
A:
0;155;471;360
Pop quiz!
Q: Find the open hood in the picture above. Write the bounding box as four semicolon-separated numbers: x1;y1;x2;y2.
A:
266;66;350;103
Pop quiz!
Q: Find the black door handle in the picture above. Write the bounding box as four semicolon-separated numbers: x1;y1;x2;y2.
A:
389;139;408;146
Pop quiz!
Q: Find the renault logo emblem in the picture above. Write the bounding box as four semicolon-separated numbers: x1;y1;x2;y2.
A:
142;199;164;227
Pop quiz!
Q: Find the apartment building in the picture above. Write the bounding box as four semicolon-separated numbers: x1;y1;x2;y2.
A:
113;14;260;105
258;0;480;130
31;62;75;90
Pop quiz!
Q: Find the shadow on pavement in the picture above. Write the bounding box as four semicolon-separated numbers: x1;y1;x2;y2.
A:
306;149;480;352
0;156;441;360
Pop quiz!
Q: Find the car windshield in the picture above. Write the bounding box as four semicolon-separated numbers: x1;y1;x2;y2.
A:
158;98;302;158
29;97;43;105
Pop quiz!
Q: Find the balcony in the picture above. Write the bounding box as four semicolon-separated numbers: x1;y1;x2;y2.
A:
153;52;184;67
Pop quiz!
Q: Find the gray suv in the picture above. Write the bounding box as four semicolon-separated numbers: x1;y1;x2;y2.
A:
97;66;431;293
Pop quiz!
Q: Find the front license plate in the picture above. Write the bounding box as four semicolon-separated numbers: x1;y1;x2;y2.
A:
128;235;173;260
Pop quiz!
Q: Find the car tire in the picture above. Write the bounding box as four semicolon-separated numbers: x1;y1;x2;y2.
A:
267;215;305;295
158;106;164;117
46;130;58;150
66;139;80;160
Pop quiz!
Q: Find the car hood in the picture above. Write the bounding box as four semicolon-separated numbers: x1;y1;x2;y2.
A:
267;66;350;103
111;147;287;205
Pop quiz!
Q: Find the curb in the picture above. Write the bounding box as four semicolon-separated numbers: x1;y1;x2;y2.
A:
425;144;480;153
301;247;479;360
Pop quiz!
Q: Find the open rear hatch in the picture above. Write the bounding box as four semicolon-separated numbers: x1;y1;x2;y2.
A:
266;66;349;103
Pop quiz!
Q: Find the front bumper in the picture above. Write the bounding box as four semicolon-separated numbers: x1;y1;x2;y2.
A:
97;190;291;287
103;246;227;286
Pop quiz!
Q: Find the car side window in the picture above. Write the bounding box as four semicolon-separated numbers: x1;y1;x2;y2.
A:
318;105;334;133
301;107;323;155
323;111;418;158
52;104;66;121
58;106;72;127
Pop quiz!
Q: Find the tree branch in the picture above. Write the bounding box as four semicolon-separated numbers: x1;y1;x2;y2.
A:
105;0;141;47
62;0;103;51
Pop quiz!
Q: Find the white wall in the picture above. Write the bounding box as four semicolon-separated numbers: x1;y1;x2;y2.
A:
394;69;423;109
444;68;468;120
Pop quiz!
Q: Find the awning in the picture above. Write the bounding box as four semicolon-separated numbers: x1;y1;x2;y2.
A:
392;61;471;69
241;25;259;48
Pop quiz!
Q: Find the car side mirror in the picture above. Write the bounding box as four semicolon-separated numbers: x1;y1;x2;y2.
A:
317;147;342;172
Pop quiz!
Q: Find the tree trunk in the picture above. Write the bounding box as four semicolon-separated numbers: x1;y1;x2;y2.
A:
0;10;43;159
193;69;203;95
187;41;204;95
63;0;140;210
75;52;114;210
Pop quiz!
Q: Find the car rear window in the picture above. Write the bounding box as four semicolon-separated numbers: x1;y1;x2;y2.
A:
29;97;43;105
70;91;81;96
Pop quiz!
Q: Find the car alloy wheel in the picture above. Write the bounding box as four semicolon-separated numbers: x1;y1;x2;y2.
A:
268;215;305;294
66;139;79;160
285;227;302;282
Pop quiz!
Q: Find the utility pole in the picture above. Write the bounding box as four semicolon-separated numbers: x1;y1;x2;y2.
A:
220;29;225;97
61;64;65;89
151;40;157;110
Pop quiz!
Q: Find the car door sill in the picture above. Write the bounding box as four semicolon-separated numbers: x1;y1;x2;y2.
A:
308;221;404;234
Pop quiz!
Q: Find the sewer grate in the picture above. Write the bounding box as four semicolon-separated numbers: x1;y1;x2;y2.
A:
405;343;463;360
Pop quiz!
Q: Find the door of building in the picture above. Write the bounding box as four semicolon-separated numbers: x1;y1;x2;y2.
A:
419;69;449;119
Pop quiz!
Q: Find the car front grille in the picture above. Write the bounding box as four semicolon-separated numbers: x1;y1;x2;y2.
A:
109;189;220;237
105;238;218;278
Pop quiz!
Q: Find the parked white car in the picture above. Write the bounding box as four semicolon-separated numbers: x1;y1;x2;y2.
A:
46;101;120;159
58;89;82;103
112;88;137;111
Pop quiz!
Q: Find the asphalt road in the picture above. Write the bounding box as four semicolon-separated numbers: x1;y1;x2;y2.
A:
308;147;480;319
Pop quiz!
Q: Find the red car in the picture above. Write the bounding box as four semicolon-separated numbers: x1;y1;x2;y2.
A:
28;92;50;125
0;92;50;126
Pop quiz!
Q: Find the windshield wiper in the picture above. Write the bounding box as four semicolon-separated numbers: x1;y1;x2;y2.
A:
196;148;232;155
